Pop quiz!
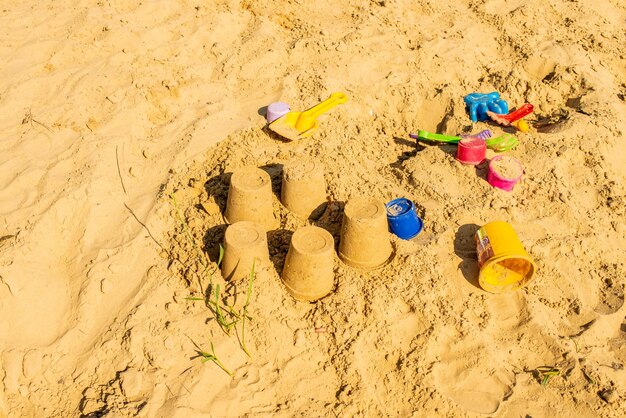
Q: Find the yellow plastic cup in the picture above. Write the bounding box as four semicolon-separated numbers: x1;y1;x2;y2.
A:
474;221;536;293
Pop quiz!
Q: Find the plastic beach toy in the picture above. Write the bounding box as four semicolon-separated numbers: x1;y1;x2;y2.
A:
268;92;348;141
487;104;534;126
456;137;486;165
464;92;509;122
412;129;516;152
485;133;519;152
512;119;530;132
385;198;423;240
266;102;290;123
410;130;460;144
488;155;523;191
475;221;536;293
461;129;492;141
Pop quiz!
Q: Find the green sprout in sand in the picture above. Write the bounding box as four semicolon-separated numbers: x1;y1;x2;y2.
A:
535;366;561;386
195;342;232;377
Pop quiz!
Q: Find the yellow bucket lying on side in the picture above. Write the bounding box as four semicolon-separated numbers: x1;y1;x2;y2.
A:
474;221;536;293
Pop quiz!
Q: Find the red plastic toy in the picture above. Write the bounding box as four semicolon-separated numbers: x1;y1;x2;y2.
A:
488;104;534;126
456;137;486;165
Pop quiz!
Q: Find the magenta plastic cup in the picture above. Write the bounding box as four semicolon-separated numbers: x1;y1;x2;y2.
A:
487;156;524;191
456;137;486;165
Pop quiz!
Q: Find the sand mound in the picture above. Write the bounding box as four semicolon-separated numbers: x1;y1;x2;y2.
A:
1;0;625;416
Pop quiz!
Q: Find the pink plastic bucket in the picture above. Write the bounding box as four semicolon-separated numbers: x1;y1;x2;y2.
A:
456;137;486;165
488;156;523;191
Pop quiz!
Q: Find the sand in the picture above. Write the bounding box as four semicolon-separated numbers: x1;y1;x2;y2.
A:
1;0;625;416
491;156;524;180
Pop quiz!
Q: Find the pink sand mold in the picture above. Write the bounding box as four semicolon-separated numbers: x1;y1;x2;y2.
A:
487;155;524;191
456;137;486;165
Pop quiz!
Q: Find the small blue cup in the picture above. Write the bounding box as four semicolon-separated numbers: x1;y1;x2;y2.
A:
385;198;423;240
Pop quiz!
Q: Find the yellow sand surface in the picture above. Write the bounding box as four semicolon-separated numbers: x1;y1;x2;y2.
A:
1;0;625;416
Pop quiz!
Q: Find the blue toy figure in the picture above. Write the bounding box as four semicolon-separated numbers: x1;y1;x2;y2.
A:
464;92;509;122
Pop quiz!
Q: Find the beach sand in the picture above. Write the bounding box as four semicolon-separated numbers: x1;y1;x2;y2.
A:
1;0;625;416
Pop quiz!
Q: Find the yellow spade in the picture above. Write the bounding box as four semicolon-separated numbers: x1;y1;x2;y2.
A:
269;92;348;141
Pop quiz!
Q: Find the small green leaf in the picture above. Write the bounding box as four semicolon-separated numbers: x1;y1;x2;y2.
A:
218;244;224;267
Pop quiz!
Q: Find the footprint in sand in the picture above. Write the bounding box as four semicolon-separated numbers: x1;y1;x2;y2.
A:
351;305;428;413
486;292;530;331
230;364;261;389
433;352;514;415
431;323;516;415
593;264;624;315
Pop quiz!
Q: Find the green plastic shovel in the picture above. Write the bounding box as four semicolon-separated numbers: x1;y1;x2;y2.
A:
410;130;518;152
409;130;460;144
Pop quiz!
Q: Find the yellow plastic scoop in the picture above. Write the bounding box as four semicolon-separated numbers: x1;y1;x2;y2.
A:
269;92;348;141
